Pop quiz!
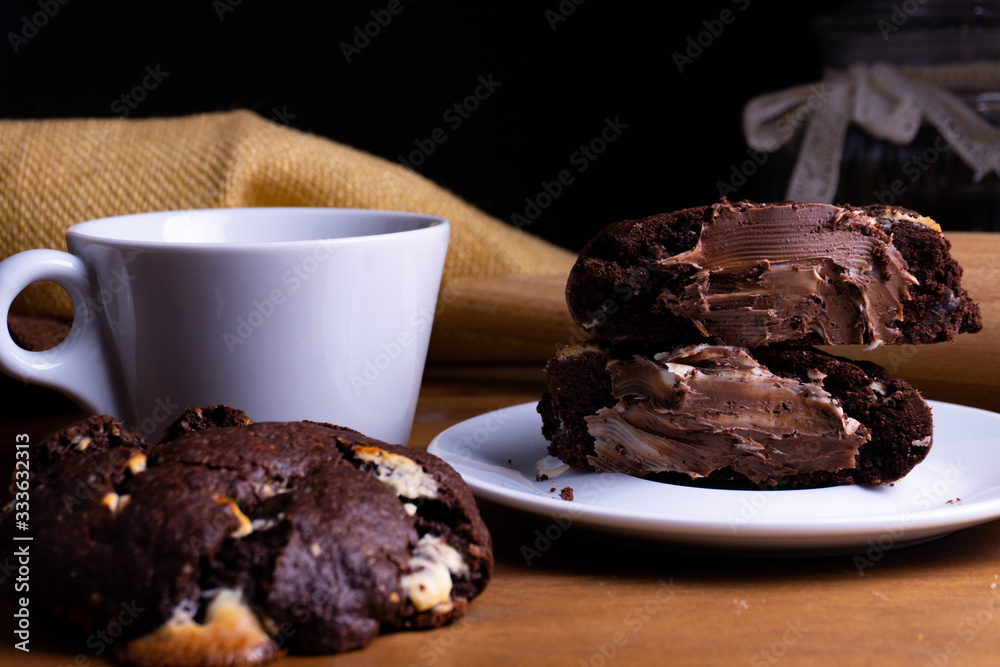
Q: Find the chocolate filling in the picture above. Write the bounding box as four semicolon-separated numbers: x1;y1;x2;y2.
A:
655;202;919;347
585;345;870;485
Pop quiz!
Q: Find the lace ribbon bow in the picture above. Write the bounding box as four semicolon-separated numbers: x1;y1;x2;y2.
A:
742;61;1000;202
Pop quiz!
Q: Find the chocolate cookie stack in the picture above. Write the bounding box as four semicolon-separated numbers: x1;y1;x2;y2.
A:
538;200;982;489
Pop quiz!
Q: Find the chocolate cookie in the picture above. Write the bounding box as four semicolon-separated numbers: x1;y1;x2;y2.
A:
157;404;253;442
538;341;933;489
3;409;492;665
566;200;982;347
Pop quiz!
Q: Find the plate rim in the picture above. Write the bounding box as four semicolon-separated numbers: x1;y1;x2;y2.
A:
428;400;1000;549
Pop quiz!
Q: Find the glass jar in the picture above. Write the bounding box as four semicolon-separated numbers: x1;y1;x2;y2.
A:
758;0;1000;230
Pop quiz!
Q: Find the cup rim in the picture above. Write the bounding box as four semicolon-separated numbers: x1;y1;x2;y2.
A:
66;207;449;249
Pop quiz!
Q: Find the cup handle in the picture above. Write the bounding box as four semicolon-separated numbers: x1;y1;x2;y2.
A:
0;249;123;417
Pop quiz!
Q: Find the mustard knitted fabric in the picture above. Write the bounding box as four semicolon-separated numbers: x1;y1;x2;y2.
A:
0;110;576;361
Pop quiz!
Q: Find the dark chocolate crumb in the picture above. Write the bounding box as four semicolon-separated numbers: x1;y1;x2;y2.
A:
536;474;549;482
560;487;574;501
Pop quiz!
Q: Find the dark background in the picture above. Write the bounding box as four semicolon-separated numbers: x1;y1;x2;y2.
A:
1;0;864;251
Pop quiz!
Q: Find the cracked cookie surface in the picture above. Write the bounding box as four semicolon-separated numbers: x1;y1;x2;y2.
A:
3;407;492;665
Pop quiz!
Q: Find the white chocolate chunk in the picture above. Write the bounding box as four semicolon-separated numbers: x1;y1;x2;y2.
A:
100;492;118;511
250;513;285;532
353;446;438;500
120;588;275;667
255;480;289;499
807;368;827;383
100;493;131;516
214;496;253;538
127;452;147;475
876;209;942;232
400;534;470;612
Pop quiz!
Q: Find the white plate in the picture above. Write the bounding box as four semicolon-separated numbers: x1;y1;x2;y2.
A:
428;401;1000;553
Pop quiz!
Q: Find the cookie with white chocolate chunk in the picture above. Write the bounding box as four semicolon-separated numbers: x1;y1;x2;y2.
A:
2;409;492;665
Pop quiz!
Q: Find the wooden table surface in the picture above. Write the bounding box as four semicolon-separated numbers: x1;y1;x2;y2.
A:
3;232;1000;666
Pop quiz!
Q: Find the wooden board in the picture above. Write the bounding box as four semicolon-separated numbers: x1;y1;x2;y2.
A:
1;232;998;666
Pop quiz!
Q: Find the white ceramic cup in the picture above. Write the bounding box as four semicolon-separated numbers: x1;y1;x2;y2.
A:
0;208;450;444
